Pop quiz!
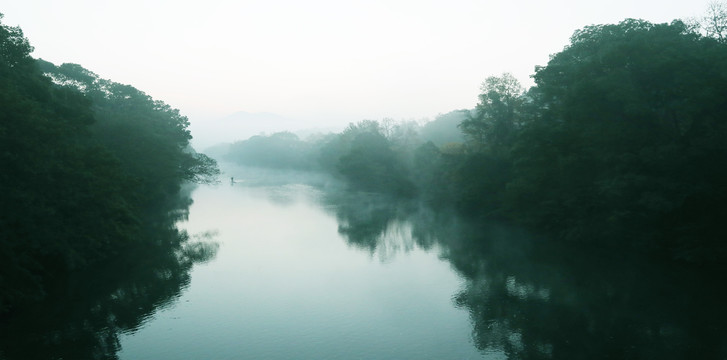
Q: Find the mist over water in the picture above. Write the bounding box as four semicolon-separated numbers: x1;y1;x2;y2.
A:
117;167;487;360
3;7;727;358
2;162;724;359
113;164;725;360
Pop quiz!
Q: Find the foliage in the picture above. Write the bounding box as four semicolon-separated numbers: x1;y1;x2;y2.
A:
223;120;419;197
224;131;314;170
424;16;727;262
700;1;727;42
218;7;727;263
337;130;414;196
460;73;525;154
38;60;220;203
0;15;219;313
426;17;721;261
507;19;727;259
309;120;412;196
419;110;468;147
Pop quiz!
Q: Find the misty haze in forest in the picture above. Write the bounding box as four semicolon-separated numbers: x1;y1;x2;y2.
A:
3;2;727;360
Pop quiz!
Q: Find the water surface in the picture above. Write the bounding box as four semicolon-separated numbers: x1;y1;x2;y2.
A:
117;179;490;359
3;168;724;360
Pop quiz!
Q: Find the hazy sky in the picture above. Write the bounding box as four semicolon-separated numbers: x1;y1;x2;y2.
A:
3;0;712;130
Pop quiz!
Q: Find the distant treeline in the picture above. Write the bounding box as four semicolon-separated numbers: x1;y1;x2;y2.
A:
0;14;219;313
222;18;727;263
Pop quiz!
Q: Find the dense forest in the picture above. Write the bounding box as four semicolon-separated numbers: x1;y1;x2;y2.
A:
0;14;219;314
223;17;727;264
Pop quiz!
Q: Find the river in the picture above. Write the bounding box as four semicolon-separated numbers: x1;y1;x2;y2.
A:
1;167;725;359
116;172;489;360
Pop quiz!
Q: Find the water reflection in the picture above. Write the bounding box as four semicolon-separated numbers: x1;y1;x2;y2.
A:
0;191;218;360
440;222;727;360
320;188;727;359
321;191;425;261
12;171;723;360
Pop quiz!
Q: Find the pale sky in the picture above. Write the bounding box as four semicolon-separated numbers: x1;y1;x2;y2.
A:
2;0;712;145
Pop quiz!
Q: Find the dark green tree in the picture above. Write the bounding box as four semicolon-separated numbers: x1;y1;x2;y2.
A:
38;60;220;205
460;73;525;154
506;19;727;260
0;15;138;310
337;129;415;197
0;15;219;313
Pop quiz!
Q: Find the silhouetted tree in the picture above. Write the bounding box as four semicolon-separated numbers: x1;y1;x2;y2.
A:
0;15;219;313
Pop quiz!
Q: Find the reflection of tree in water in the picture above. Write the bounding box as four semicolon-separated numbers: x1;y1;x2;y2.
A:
323;191;432;261
440;223;727;360
0;193;218;360
324;191;727;359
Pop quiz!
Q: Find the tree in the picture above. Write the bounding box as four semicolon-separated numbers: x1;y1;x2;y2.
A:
38;60;220;203
225;131;313;170
419;110;468;147
506;18;727;259
0;16;219;312
337;129;415;197
0;13;33;71
0;16;139;310
702;1;727;42
459;73;524;154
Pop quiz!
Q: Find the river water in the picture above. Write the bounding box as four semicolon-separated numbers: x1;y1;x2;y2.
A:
116;170;492;360
2;167;725;359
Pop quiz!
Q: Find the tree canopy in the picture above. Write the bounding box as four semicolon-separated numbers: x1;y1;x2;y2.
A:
506;19;727;259
0;14;218;313
205;7;727;264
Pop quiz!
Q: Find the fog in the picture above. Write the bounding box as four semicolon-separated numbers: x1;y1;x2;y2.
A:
188;111;345;150
2;0;712;149
4;3;727;359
